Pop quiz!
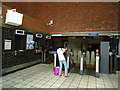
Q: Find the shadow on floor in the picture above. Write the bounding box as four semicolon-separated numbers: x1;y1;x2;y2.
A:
70;66;96;76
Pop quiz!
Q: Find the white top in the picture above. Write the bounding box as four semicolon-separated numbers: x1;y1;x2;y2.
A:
57;48;65;61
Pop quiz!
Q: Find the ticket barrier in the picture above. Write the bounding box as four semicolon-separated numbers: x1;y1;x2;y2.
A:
116;55;120;70
95;52;100;78
80;51;100;78
109;51;118;73
80;52;85;75
109;52;113;74
80;55;84;75
49;51;57;68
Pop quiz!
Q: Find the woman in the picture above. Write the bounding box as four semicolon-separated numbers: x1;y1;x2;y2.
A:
57;48;68;77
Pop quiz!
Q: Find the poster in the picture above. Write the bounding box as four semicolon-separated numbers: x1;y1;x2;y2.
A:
26;34;34;50
4;39;12;50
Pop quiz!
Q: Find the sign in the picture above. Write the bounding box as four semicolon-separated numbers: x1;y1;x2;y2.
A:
88;33;99;36
4;39;12;50
52;33;62;36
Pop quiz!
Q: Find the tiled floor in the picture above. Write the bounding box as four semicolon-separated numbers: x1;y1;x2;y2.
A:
1;64;119;89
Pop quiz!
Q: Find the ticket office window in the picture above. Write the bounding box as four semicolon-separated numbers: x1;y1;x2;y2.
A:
15;34;25;51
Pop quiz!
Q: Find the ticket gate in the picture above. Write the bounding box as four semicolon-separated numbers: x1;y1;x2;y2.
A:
49;51;58;67
109;51;118;73
86;51;90;65
80;50;100;78
80;55;84;75
43;50;54;64
96;50;100;78
116;55;120;70
51;50;100;77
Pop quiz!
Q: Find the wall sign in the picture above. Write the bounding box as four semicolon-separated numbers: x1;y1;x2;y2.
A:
4;39;12;50
88;33;99;36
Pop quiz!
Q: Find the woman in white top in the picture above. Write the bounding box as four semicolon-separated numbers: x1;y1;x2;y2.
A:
57;48;68;77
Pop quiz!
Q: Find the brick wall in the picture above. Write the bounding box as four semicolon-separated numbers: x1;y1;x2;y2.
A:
3;2;118;33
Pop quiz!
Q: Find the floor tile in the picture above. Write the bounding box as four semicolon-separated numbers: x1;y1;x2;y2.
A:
45;82;54;86
70;83;79;87
52;83;61;87
21;85;32;88
33;83;43;88
88;85;96;88
62;82;71;86
59;85;69;88
13;83;24;88
97;84;105;88
50;86;59;88
41;84;51;88
69;85;77;88
78;84;87;88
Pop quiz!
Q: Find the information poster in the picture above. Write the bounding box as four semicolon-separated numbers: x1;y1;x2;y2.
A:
4;39;12;50
26;34;34;50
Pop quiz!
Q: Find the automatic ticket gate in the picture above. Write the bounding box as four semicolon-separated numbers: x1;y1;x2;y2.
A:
79;50;100;78
49;51;58;67
80;55;84;75
50;50;100;77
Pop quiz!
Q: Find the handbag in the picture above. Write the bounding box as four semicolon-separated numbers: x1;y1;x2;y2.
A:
54;66;59;76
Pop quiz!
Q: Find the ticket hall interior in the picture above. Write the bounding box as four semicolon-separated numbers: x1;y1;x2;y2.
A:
1;2;120;89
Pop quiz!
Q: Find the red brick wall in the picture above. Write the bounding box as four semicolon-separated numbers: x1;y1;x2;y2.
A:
3;2;118;33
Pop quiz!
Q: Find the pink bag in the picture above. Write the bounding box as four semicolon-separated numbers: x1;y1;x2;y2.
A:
54;67;59;76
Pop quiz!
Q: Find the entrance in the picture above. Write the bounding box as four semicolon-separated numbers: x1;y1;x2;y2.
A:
46;36;119;76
